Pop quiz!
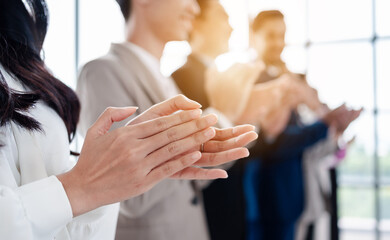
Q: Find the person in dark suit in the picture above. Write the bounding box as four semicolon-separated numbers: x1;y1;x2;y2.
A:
172;0;232;110
172;1;247;239
172;54;210;108
171;3;323;240
245;10;362;240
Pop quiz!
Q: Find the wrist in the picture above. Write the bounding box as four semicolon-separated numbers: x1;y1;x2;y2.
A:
57;169;94;217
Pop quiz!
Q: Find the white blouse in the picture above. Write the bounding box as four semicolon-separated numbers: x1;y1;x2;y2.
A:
0;65;119;239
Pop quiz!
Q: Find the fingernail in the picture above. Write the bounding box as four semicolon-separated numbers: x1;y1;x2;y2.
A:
244;148;250;157
189;99;202;107
191;151;201;160
232;127;237;135
204;128;215;137
191;109;202;118
221;172;228;179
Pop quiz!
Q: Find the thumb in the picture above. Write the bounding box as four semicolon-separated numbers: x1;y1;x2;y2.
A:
89;107;138;137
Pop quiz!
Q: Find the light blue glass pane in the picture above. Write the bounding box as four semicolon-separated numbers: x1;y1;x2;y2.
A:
380;187;390;240
340;230;375;240
339;188;375;228
307;42;374;110
379;114;390;183
376;40;390;110
282;45;307;74
380;232;390;240
308;0;373;42
43;0;76;88
338;112;374;182
79;0;124;67
376;0;390;37
380;187;390;220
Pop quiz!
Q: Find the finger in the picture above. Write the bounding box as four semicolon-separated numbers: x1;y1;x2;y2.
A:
130;109;203;138
213;124;255;141
204;131;258;153
130;95;201;125
146;151;202;183
170;167;228;179
89;107;138;138
145;114;218;151
195;148;250;167
146;128;216;168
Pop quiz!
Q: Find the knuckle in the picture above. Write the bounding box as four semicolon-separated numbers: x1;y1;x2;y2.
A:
206;153;216;165
195;118;206;130
216;141;225;151
125;148;137;161
167;142;180;155
194;132;206;145
177;94;186;101
128;145;146;162
104;107;115;115
209;153;217;162
166;129;178;142
112;131;125;144
155;118;168;130
86;127;93;136
178;111;187;122
230;127;235;136
162;164;173;175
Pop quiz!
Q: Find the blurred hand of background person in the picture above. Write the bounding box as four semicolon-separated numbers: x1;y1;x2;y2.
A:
205;61;264;124
320;104;363;138
234;73;323;137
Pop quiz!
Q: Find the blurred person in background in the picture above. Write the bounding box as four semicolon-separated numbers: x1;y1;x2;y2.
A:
172;2;335;239
244;10;362;240
172;1;248;239
172;0;232;109
76;0;258;239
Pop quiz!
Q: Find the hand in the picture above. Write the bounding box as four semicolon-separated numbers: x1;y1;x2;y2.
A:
282;74;322;110
321;104;363;136
128;94;201;125
205;62;264;123
234;75;290;125
128;95;258;179
58;96;225;217
170;124;258;179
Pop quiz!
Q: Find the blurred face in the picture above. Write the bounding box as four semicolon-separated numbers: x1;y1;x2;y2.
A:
254;18;286;64
192;2;233;55
143;0;200;42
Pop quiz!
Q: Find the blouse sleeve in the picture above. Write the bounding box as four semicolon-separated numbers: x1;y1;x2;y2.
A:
0;176;73;239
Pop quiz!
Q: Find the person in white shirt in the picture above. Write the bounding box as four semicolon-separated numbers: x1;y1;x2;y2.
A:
0;0;257;239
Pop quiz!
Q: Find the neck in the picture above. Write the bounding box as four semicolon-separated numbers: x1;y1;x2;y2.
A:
192;48;219;60
191;41;221;59
125;17;166;60
262;56;283;67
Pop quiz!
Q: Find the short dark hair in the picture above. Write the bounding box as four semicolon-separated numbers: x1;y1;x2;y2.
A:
116;0;131;21
252;10;284;32
196;0;218;20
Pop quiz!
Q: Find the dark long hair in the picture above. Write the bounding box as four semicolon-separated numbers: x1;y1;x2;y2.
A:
0;0;80;142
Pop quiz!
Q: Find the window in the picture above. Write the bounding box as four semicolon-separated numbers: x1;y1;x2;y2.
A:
244;0;388;239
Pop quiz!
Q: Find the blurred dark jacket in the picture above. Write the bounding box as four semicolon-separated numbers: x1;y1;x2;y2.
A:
172;53;246;240
172;54;210;109
245;111;329;240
